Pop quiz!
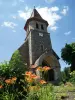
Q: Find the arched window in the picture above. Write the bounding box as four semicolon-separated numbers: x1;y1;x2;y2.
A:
41;24;44;30
36;23;39;29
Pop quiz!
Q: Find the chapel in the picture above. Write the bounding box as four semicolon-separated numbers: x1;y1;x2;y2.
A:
18;8;61;81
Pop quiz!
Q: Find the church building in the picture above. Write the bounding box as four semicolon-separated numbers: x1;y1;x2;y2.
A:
18;8;61;81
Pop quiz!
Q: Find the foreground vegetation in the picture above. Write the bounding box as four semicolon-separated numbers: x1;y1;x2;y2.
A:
0;48;75;100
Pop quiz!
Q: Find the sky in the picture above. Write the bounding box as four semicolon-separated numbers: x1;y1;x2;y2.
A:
0;0;75;70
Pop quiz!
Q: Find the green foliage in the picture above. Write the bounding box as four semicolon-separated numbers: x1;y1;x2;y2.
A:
69;71;75;84
61;42;75;71
9;50;27;77
0;61;11;78
0;92;16;100
61;67;70;82
0;50;27;78
26;84;56;100
0;50;27;100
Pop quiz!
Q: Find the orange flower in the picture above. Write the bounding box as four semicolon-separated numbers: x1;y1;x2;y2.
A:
25;71;32;76
0;85;3;89
5;79;12;84
31;74;40;79
12;77;17;81
31;74;37;78
36;67;42;71
43;66;51;71
40;80;47;84
26;77;33;83
5;77;17;84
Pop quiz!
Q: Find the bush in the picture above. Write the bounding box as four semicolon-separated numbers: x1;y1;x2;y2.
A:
69;71;75;84
0;61;11;78
0;50;28;100
9;50;27;77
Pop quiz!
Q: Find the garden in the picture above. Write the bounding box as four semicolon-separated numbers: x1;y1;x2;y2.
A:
0;43;75;100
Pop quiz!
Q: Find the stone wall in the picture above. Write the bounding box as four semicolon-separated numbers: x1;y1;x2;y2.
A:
30;29;52;64
18;40;29;67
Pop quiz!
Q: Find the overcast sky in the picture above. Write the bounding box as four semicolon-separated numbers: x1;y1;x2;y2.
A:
0;0;75;70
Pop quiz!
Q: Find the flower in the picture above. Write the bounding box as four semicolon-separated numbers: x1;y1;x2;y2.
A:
5;77;17;84
31;74;37;79
36;67;42;71
26;77;33;83
25;71;32;76
12;77;17;81
43;66;51;71
5;79;12;84
40;80;47;84
0;85;3;89
31;74;40;79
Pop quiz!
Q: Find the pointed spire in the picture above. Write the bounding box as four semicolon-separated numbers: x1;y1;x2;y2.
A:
30;8;42;19
34;6;35;9
24;7;48;31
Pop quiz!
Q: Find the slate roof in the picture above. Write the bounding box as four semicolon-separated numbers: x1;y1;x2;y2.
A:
24;8;48;30
30;8;42;19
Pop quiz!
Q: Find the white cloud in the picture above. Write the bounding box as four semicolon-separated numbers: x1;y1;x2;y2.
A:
61;6;69;16
64;31;71;36
50;6;59;12
18;6;61;31
37;7;61;27
45;0;55;3
51;26;58;31
1;21;17;29
18;7;32;20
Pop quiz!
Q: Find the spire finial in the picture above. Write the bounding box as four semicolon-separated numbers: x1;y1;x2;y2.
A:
34;6;35;9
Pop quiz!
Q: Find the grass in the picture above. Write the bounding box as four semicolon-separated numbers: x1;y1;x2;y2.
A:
26;83;75;100
54;84;75;93
53;83;75;100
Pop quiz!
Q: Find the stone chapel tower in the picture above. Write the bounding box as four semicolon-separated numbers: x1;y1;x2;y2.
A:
18;8;61;81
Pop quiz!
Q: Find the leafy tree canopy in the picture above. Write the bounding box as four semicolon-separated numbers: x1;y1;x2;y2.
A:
9;50;27;77
61;43;75;71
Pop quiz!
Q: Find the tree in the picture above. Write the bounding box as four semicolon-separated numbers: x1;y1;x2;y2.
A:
61;43;75;71
0;61;11;78
61;67;70;82
9;50;27;77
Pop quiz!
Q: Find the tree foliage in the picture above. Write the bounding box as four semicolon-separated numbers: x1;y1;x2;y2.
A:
0;61;11;78
61;67;70;82
61;43;75;71
69;71;75;84
9;50;27;77
0;50;27;78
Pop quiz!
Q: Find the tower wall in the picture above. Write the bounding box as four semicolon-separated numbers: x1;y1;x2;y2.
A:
29;29;52;64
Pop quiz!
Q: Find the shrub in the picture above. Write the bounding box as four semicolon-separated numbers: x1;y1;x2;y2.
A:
0;50;28;100
69;71;75;84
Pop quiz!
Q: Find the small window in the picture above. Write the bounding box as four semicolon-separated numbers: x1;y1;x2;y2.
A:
41;24;44;30
36;23;39;29
40;45;44;51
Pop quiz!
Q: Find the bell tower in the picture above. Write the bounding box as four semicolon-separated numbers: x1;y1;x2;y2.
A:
24;8;52;66
18;8;61;81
